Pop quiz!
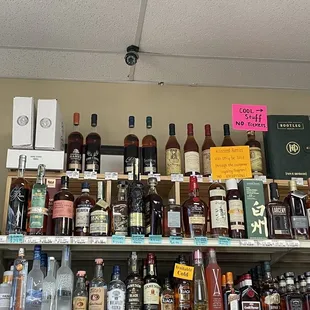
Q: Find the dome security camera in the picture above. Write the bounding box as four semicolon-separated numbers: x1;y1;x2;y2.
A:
125;45;139;66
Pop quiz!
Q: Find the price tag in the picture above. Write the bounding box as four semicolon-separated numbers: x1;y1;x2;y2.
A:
66;171;80;179
171;174;184;182
239;239;257;247
105;172;118;180
291;177;304;186
257;240;273;247
196;175;203;182
55;237;71;244
41;236;56;244
148;174;161;182
84;171;97;180
169;236;183;245
8;234;24;244
285;240;300;248
173;263;194;280
112;235;126;244
254;175;267;183
218;236;231;246
71;237;89;244
194;236;208;246
24;236;41;244
0;236;7;243
91;237;108;244
149;235;163;244
131;234;145;244
128;173;133;181
271;240;287;247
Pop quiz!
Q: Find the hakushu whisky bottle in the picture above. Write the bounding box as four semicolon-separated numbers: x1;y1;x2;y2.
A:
124;116;139;175
142;116;157;175
165;123;181;175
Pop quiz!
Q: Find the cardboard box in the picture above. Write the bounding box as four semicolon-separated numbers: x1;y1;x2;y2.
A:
35;99;64;150
238;179;268;239
12;97;35;149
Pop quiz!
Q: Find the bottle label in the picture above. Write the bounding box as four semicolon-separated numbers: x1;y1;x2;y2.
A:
263;293;281;307
89;287;105;310
124;145;139;173
75;204;91;229
85;145;100;172
143;282;160;305
52;200;74;219
90;210;108;234
107;288;125;310
307;209;310;227
25;289;42;308
241;301;261;310
73;296;88;310
210;200;229;229
178;284;191;308
129;212;144;227
288;298;302;310
184;151;200;174
228;294;240;310
272;206;291;234
209;189;226;197
30;185;47;229
112;203;128;235
69;148;82;170
126;282;143;307
189;216;205;224
228;200;245;230
142;147;157;174
291;216;308;229
202;149;211;175
0;293;10;307
161;293;174;310
168;211;181;228
165;148;181;175
249;147;263;172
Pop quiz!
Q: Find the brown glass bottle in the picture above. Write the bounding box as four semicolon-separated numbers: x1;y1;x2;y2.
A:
222;124;235;146
142;116;157;175
165;123;181;175
240;274;261;310
223;272;240;310
184;123;200;176
306;178;310;231
245;131;263;176
52;176;74;236
124;116;139;175
66;112;84;172
284;272;303;310
161;278;175;310
202;124;216;177
163;198;182;237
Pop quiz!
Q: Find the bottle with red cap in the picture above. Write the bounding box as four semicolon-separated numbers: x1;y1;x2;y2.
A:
184;123;200;176
240;274;261;310
73;270;88;310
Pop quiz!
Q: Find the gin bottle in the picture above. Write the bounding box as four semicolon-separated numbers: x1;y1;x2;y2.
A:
42;257;56;310
73;271;88;310
107;265;126;310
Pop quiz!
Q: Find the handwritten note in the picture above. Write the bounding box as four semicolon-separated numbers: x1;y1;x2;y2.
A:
173;263;194;280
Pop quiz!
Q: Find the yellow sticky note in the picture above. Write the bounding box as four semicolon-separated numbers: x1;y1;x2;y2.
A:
210;146;252;180
173;263;194;281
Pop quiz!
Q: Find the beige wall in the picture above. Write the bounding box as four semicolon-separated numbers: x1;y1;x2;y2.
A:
1;78;310;210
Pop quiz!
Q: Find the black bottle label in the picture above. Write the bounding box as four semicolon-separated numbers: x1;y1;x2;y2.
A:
127;283;143;308
241;301;261;310
68;144;82;170
124;145;139;174
289;298;302;310
85;145;100;172
272;206;291;235
142;147;157;174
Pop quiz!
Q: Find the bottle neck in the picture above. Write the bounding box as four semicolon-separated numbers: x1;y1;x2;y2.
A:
148;185;158;195
112;272;121;281
91;125;98;133
18;166;25;178
130;257;139;275
33;252;41;269
194;257;203;266
47;260;56;277
36;175;44;185
147;263;155;276
61;183;68;191
76;277;86;290
264;271;273;282
61;247;70;268
82;189;90;195
95;264;103;278
73;123;80;132
117;187;127;201
190;188;199;198
208;251;217;264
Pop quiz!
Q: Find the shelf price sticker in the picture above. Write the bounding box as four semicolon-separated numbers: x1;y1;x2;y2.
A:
196;175;203;183
239;239;257;247
149;235;163;245
131;234;145;244
91;237;108;244
0;236;7;243
218;236;231;246
71;237;89;244
148;174;161;182
194;236;208;246
105;172;118;180
84;171;97;180
285;240;300;248
257;240;273;247
112;235;126;244
8;234;24;244
171;174;184;182
169;236;183;245
55;237;71;244
271;240;287;248
173;263;194;281
128;173;133;181
291;177;304;186
66;171;80;179
41;236;56;244
24;236;42;244
254;175;267;183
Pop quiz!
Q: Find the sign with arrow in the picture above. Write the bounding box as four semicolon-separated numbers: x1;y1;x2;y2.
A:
232;104;268;132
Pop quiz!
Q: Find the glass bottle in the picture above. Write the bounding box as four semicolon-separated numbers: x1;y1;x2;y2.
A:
89;258;107;310
40;253;47;277
225;179;245;239
221;275;226;295
6;155;30;234
266;182;293;239
202;124;216;177
107;265;126;310
161;278;174;310
85;113;101;173
142;116;157;175
163;198;182;237
145;177;163;236
299;275;306;294
278;275;286;308
74;182;95;236
111;181;128;236
52;176;74;236
42;257;56;310
305;178;310;231
66;112;83;172
222;124;235;146
284;272;303;310
193;249;207;310
73;271;88;310
245;131;263;176
304;272;310;309
240;274;261;310
124;116;139;175
165;123;182;175
29;164;49;235
284;180;309;239
223;272;240;310
295;278;300;294
209;182;229;237
184;123;200;176
0;267;13;310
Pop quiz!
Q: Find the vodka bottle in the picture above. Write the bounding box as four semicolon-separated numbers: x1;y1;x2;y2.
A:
42;257;56;310
0;267;13;309
107;265;126;310
73;271;88;310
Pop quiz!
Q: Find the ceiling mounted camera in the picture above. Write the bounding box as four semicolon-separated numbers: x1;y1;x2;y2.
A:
125;45;139;66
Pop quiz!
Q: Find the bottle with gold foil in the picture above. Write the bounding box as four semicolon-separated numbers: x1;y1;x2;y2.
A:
165;123;181;175
245;131;263;176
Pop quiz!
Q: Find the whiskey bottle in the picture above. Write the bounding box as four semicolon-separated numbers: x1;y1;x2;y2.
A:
85;113;101;173
124;116;139;175
222;124;235;146
142;116;157;175
66;112;83;172
304;272;310;309
284;180;309;239
298;275;306;294
306;178;310;231
245;131;263;176
223;272;240;310
73;270;88;310
184;123;200;176
240;274;261;310
161;278;174;310
163;198;182;237
266;182;293;239
202;124;216;177
165;123;181;175
283;272;303;310
145;177;163;236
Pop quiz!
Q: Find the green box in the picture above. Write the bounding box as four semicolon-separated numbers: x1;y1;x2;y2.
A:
238;179;268;239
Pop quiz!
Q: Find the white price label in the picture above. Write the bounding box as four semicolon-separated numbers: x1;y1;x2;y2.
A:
271;240;287;247
197;175;203;182
41;236;56;244
285;240;300;248
91;237;107;244
104;172;118;180
84;171;97;180
24;236;41;244
239;239;256;246
254;175;267;183
128;173;133;181
55;237;71;244
71;237;89;244
148;173;161;182
0;236;7;243
66;171;80;179
291;177;304;186
171;174;184;182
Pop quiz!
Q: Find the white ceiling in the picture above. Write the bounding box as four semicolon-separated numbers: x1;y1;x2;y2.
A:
0;0;310;89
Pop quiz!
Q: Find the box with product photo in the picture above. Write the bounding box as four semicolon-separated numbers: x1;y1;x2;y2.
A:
12;97;35;149
35;99;64;150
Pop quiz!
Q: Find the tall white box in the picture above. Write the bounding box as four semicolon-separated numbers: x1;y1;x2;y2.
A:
12;97;35;149
35;99;64;150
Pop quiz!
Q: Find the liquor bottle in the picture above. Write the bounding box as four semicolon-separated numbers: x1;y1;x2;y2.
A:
73;271;88;310
40;253;47;277
42;257;56;310
126;252;143;310
306;178;310;231
142;116;157;175
6;155;30;234
260;262;281;310
182;175;207;237
111;181;128;236
107;265;126;310
225;179;245;239
66;112;83;172
142;259;148;280
221;274;226;295
124;116;139;175
184;123;200;176
202;124;216;177
0;268;13;310
165;123;181;175
209;182;229;237
299;275;306;294
25;245;44;309
89;258;107;310
193;250;207;310
223;272;240;310
266;182;293;239
85;113;101;173
304;272;310;309
295;278;300;293
283;272;303;310
240;274;261;310
29;164;49;235
74;182;95;236
52;176;74;236
222;124;235;146
55;246;74;309
10;248;28;310
245;131;263;176
284;180;309;239
205;249;223;310
161;278;174;310
278;275;286;297
163;198;182;237
89;181;110;236
145;177;163;236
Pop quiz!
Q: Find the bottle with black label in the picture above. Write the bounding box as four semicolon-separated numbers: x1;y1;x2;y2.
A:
284;272;303;310
124;116;139;175
85;114;101;173
142;116;157;175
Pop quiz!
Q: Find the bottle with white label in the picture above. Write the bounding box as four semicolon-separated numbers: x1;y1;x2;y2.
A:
165;123;181;175
107;266;126;310
202;124;216;177
184;123;200;176
240;274;261;310
73;271;88;310
0;268;13;310
163;198;182;237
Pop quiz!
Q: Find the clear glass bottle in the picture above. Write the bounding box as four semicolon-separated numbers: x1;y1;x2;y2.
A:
0;268;13;310
73;271;88;310
163;198;182;237
245;131;263;176
124;116;139;175
107;265;126;310
202;124;216;177
142;116;157;175
221;124;235;146
165;123;181;175
40;253;48;277
161;278;174;310
184;123;200;176
42;257;56;310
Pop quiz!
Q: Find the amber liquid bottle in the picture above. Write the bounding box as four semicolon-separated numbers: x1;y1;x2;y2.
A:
223;272;240;310
245;131;263;176
184;123;200;176
66;112;84;172
202;124;216;177
142;116;157;175
161;278;175;310
240;274;261;310
221;124;235;146
306;178;310;232
124;116;139;175
163;198;182;237
165;123;181;175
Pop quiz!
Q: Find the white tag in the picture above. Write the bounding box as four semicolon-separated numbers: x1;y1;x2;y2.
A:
24;236;41;244
197;175;203;182
41;236;56;244
0;236;7;243
55;237;71;244
71;237;89;244
66;171;80;179
254;175;267;183
285;240;300;248
91;237;107;244
128;173;133;181
84;171;97;180
105;172;118;180
239;239;256;246
171;174;184;182
291;177;304;186
148;173;161;182
271;240;286;247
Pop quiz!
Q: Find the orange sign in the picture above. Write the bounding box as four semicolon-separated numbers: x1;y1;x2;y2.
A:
173;263;194;280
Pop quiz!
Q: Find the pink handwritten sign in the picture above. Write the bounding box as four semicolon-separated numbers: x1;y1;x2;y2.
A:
232;104;268;131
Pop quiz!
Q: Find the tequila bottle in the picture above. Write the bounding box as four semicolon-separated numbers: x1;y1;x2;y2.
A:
73;271;88;310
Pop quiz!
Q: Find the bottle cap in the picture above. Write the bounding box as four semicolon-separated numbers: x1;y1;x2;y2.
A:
193;249;203;260
147;177;158;186
289;180;297;191
18;154;27;169
77;270;86;277
129;116;135;129
247;130;255;136
226;272;234;284
169;123;176;136
18;248;25;256
225;179;238;190
113;265;121;274
34;245;41;252
146;116;152;129
305;271;310;277
168;198;176;204
117;180;128;186
222;274;227;285
244;274;252;280
81;182;90;190
91;114;98;127
223;124;230;136
187;123;194;135
285;271;295;278
269;182;279;199
73;113;80;125
95;258;103;265
205;124;211;136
